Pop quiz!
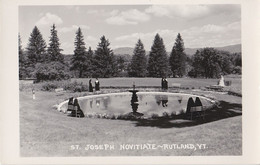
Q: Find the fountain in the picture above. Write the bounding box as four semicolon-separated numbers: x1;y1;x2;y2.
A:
128;82;143;117
58;82;216;119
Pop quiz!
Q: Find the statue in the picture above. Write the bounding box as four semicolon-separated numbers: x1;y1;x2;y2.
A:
219;75;225;87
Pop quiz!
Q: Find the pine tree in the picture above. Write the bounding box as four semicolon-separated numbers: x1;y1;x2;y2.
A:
84;47;94;77
129;39;147;77
93;35;117;78
19;34;27;79
147;33;169;77
71;27;88;78
47;24;64;62
26;26;47;66
169;33;186;77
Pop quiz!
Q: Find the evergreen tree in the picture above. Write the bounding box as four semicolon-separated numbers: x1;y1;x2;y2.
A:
19;34;27;79
169;33;186;77
47;24;64;62
84;47;94;77
92;35;117;78
147;33;169;77
26;26;46;66
116;56;126;73
129;39;147;77
71;28;88;78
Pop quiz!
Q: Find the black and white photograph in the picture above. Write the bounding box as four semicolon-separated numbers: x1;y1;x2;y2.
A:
18;4;242;156
1;0;260;164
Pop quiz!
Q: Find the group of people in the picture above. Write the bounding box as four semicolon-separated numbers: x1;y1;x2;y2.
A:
66;78;100;118
186;97;203;114
89;78;100;92
161;77;168;90
67;97;85;118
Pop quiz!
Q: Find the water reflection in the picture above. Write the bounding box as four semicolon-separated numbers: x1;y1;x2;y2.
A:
130;91;139;113
162;95;168;107
96;99;100;107
103;96;111;109
90;99;93;108
155;95;161;106
74;93;212;118
178;96;183;103
155;95;168;107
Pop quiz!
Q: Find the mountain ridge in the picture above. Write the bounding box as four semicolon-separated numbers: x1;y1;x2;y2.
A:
113;44;241;56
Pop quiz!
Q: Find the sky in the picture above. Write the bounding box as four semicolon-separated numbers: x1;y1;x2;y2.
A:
19;5;241;54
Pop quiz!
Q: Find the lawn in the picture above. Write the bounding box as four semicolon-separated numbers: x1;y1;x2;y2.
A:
20;77;242;156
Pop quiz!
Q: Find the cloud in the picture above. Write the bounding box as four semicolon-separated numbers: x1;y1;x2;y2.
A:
115;29;178;51
180;22;241;47
145;4;240;21
145;5;210;19
106;9;150;25
60;25;90;33
61;42;74;54
86;36;97;42
36;13;63;26
200;24;225;33
114;21;241;50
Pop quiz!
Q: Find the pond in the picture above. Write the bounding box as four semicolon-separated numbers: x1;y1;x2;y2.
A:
60;92;215;119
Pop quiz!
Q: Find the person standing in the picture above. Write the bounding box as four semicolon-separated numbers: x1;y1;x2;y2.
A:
164;77;168;90
161;78;165;90
95;78;100;91
89;79;93;92
32;88;35;100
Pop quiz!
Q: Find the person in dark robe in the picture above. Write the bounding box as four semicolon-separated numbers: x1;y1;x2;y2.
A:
73;99;85;118
95;78;100;91
67;97;74;113
164;77;168;90
194;97;203;106
161;78;164;90
186;97;195;114
89;79;93;92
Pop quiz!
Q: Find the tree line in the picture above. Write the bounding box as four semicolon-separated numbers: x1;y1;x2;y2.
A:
19;24;242;81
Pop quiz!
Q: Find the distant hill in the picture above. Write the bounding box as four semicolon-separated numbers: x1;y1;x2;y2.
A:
184;44;241;56
114;44;241;56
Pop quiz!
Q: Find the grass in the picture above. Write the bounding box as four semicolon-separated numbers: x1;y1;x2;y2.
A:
20;77;242;156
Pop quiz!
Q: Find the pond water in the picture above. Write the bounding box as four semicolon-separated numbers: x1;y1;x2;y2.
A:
61;92;214;118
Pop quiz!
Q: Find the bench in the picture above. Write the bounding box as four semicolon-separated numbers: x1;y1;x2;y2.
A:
66;105;74;113
225;80;232;86
55;88;64;95
190;106;205;120
206;85;224;91
172;83;181;89
67;106;84;118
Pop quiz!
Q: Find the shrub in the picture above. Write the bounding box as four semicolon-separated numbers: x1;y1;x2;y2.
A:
35;61;70;82
151;113;159;119
42;82;59;91
63;81;88;92
162;112;170;118
232;66;242;75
